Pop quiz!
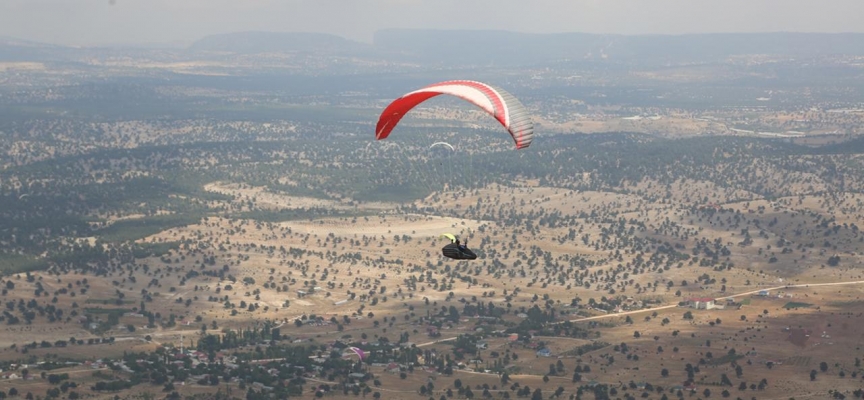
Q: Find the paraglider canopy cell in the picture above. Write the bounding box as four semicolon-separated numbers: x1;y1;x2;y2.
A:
440;233;457;243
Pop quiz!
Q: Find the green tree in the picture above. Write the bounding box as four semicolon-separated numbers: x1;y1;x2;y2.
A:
531;388;543;400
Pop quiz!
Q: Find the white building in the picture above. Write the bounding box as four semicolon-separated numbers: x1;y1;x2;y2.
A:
687;298;723;310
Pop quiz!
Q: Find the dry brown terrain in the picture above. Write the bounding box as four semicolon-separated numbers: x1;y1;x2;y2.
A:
2;181;863;399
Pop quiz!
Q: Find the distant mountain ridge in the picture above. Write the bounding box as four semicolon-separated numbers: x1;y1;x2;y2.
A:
373;29;864;65
188;31;372;54
0;35;70;61
5;30;864;65
0;36;61;48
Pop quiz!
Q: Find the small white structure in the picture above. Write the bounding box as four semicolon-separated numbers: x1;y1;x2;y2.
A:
687;298;723;310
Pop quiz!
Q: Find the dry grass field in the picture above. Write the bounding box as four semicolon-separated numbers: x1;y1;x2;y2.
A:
2;180;863;399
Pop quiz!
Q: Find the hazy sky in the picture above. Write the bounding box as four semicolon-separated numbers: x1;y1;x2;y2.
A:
2;0;863;46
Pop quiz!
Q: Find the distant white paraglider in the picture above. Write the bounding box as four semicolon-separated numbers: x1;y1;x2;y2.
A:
429;142;455;151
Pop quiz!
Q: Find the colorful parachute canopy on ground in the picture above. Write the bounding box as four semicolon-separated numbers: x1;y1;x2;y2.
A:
440;233;457;243
344;347;366;360
376;80;534;149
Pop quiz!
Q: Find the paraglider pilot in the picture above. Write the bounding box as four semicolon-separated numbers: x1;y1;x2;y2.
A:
441;233;477;260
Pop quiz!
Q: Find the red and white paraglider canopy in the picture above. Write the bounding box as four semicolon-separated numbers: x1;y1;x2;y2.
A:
375;80;534;150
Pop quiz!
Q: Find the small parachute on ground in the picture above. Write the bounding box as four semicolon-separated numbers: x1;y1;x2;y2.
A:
343;346;367;362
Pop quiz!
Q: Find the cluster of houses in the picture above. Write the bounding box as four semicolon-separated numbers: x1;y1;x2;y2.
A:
1;361;83;380
0;371;21;380
1;335;436;393
682;289;796;311
682;289;797;311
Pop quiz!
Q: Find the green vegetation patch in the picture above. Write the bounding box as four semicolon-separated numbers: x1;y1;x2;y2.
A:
783;302;813;309
92;379;139;392
707;353;744;366
131;241;181;259
97;214;202;242
561;341;610;357
0;254;48;275
354;184;431;203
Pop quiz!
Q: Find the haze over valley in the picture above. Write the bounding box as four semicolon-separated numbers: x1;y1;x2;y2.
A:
1;26;864;400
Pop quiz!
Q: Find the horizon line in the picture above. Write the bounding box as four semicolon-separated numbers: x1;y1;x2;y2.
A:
4;29;864;49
